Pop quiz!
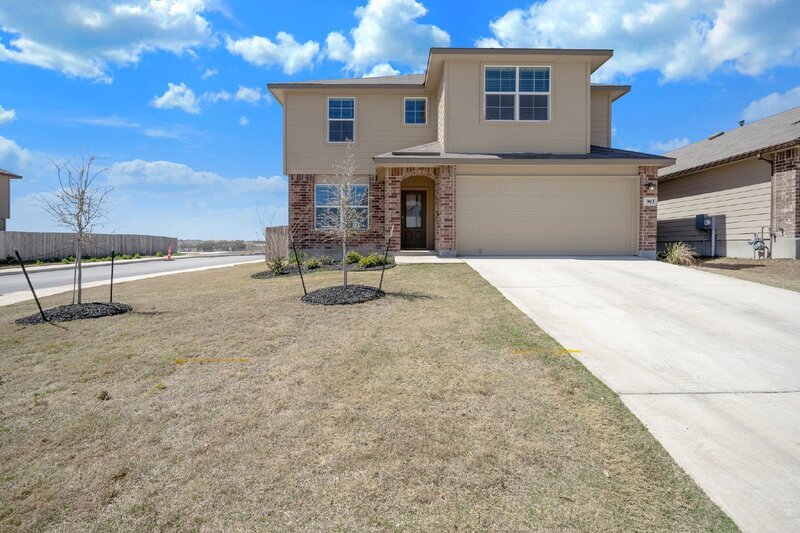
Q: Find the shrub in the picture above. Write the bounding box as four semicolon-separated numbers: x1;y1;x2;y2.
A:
156;251;163;257
61;257;72;264
97;390;110;401
269;257;285;276
319;255;334;265
305;258;321;270
133;253;142;259
345;251;362;264
358;253;386;269
658;242;697;266
289;251;308;267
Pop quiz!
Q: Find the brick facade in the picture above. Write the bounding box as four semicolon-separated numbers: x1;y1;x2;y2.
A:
289;165;457;255
638;165;658;257
772;147;800;238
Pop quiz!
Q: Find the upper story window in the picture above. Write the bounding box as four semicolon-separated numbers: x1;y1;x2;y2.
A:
484;66;550;122
315;183;369;230
328;97;355;143
404;97;427;125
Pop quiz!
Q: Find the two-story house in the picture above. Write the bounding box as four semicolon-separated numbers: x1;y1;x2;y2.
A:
0;168;22;231
268;47;673;257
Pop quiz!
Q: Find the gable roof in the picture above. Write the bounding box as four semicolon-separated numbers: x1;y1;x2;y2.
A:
0;168;22;179
660;106;800;180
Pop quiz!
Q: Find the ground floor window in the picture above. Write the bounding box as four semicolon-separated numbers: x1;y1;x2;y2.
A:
314;183;369;229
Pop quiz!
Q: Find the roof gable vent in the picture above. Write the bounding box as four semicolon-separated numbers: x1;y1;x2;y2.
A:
707;131;725;141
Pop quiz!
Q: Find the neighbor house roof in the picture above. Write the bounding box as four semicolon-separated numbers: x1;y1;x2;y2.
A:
268;73;425;89
373;142;673;166
660;106;800;180
0;168;22;179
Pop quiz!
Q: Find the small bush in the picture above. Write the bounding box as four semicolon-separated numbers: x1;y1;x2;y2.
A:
61;257;72;264
345;251;362;264
133;253;142;259
156;251;164;257
305;258;321;270
319;255;334;265
358;253;386;269
289;251;308;267
658;242;697;266
269;257;285;276
97;390;111;401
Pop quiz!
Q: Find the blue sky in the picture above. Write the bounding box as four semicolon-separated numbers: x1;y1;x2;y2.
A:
1;0;799;239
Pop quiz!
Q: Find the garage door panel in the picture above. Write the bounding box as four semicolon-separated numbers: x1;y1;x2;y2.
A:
457;176;636;256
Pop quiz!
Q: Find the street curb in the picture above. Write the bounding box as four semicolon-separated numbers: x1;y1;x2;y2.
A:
0;254;254;277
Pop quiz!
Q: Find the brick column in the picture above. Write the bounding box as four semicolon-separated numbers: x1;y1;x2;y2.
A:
773;147;800;238
384;172;402;252
435;165;457;255
638;165;658;258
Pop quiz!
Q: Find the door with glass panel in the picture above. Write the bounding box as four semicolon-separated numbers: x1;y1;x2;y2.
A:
401;191;426;249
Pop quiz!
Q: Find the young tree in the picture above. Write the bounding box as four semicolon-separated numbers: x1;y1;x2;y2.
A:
42;154;110;304
317;142;368;288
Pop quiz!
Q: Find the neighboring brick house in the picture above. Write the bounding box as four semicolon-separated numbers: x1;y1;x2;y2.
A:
269;48;673;257
658;106;800;258
0;168;22;231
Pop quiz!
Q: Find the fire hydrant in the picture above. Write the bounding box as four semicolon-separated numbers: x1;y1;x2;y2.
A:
167;245;173;261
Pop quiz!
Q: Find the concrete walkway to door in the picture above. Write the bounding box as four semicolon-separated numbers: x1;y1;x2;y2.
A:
465;256;800;533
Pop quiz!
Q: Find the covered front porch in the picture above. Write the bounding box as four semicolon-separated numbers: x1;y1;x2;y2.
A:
380;165;456;256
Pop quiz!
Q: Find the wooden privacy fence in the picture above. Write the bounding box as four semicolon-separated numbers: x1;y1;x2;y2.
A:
265;225;288;259
0;231;178;261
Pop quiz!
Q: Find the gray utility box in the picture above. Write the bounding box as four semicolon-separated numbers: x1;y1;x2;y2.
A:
696;214;713;231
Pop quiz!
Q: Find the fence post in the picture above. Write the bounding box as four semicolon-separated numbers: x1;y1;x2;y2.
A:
14;250;48;323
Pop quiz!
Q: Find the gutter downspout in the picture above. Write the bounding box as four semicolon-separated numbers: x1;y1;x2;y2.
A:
757;152;775;255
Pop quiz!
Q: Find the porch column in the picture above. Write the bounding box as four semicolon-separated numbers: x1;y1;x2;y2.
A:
638;165;658;258
384;170;402;252
772;147;800;258
435;165;457;256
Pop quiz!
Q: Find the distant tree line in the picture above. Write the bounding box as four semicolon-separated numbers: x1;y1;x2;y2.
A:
179;240;248;252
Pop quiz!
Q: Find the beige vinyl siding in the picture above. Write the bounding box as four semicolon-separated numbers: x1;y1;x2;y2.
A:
285;89;437;175
0;177;10;219
590;91;611;147
444;59;590;154
437;63;447;149
658;157;772;246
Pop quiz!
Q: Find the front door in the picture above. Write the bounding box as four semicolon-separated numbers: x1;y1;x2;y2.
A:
401;191;426;249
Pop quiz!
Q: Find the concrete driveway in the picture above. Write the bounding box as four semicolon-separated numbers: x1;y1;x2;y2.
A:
465;257;800;533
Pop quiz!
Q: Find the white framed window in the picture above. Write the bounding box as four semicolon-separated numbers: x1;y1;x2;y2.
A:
314;183;369;229
484;66;550;121
328;97;355;143
403;97;427;125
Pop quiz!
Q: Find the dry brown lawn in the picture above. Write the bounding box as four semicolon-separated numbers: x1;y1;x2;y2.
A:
694;257;800;292
0;264;735;531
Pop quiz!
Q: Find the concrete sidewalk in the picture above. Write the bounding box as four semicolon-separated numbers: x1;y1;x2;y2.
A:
465;256;800;533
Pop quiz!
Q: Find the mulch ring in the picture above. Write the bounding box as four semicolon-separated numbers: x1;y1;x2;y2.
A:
15;302;133;325
301;285;385;305
252;262;395;280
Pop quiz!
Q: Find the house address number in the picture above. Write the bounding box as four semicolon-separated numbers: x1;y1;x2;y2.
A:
643;197;658;207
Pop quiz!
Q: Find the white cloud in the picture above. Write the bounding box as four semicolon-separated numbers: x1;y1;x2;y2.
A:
0;105;17;124
150;82;200;114
324;0;449;74
234;85;262;104
650;137;691;154
238;116;249;126
742;86;800;122
201;89;232;103
106;159;286;194
144;128;181;139
201;67;218;79
476;0;800;82
79;115;139;128
0;0;215;82
364;63;400;77
225;32;319;74
0;135;31;167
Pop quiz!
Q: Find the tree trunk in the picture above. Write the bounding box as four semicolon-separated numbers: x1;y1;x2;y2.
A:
342;238;348;288
75;246;83;304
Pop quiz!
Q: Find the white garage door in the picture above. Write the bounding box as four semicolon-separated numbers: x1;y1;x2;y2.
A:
457;175;638;255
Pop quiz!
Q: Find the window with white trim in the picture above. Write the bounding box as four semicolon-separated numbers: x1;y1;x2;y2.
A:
314;183;369;229
328;97;355;142
484;66;550;121
404;97;427;125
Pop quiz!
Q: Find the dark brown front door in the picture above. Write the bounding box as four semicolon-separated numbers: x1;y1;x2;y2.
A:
401;191;426;249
